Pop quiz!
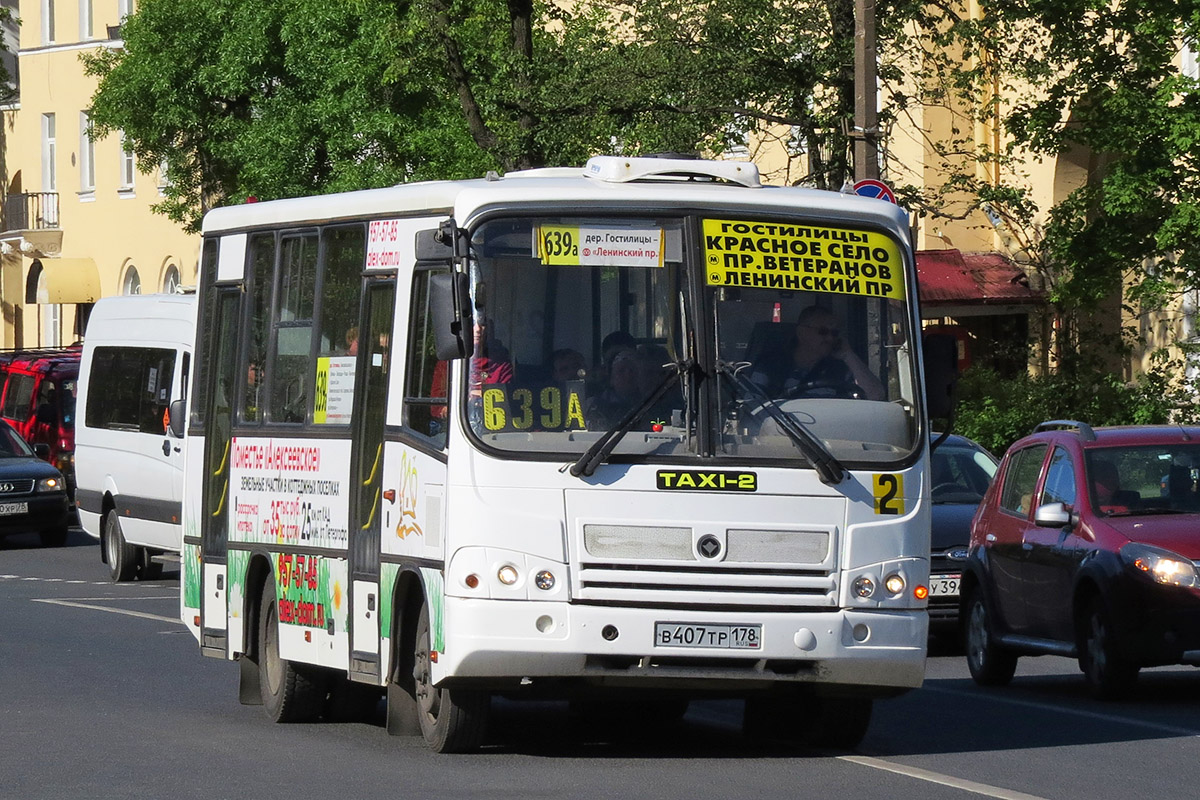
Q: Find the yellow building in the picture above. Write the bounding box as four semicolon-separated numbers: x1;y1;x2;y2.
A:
0;0;198;349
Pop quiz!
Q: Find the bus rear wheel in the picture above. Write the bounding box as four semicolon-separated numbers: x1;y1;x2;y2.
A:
413;604;488;753
258;581;326;723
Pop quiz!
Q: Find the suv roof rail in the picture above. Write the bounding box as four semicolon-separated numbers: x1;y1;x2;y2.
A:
1032;419;1097;441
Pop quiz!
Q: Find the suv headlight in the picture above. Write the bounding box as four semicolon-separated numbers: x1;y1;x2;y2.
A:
36;477;64;493
1120;542;1200;588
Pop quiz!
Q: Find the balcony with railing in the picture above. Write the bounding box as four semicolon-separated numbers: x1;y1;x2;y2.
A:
2;192;60;234
1;193;63;257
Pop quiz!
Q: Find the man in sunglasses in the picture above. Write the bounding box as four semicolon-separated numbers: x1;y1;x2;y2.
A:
749;305;884;401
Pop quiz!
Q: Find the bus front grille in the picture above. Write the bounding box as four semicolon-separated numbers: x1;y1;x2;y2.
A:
575;562;837;609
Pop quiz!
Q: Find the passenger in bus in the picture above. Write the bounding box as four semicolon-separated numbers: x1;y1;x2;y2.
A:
552;348;587;383
469;318;513;392
750;305;883;401
344;326;359;356
585;346;642;428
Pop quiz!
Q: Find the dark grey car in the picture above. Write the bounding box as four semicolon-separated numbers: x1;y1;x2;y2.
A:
929;434;998;634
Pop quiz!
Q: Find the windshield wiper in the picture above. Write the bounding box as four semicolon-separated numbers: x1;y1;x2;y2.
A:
569;359;692;478
716;360;847;486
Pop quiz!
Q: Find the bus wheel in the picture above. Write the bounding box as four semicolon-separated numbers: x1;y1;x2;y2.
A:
413;604;488;753
257;581;326;723
104;513;136;582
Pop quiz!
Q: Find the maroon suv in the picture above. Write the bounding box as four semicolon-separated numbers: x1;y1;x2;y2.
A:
962;420;1200;698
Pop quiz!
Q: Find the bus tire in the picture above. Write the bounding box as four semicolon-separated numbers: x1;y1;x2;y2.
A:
105;513;136;582
414;603;488;753
258;581;326;723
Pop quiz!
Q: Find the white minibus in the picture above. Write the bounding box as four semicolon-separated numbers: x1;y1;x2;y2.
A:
76;293;195;581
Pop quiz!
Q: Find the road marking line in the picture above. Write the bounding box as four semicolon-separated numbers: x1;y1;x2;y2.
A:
928;685;1200;738
32;598;183;625
840;755;1048;800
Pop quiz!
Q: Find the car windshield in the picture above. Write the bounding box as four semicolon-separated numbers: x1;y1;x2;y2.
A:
1086;444;1200;516
931;442;998;503
0;424;33;458
463;214;920;467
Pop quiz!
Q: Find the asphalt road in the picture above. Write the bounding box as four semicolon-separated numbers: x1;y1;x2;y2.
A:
4;528;1200;800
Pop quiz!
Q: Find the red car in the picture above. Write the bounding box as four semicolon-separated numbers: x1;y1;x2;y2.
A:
0;347;80;497
962;420;1200;698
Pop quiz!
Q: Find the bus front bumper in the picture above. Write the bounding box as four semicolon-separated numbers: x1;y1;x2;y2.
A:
435;598;926;694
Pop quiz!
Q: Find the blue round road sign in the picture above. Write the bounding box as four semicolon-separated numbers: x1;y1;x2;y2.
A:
852;179;896;204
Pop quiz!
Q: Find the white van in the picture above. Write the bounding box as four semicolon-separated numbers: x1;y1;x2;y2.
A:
76;293;195;581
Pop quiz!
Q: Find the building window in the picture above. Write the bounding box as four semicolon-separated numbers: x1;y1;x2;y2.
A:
41;0;55;45
1185;43;1199;81
162;264;180;294
79;0;92;40
118;0;133;21
80;112;95;194
157;157;170;193
42;113;56;193
119;131;135;190
122;265;141;295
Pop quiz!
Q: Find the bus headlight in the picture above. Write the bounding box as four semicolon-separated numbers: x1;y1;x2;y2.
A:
884;573;905;596
852;575;876;598
534;570;556;590
497;565;520;586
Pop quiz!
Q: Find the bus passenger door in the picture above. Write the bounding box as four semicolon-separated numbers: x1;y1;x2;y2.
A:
348;278;395;680
200;289;240;654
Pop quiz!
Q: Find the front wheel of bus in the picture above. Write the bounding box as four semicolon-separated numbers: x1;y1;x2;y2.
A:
414;604;488;753
258;581;326;723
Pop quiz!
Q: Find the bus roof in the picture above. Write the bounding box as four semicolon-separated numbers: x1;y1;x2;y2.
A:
201;157;912;241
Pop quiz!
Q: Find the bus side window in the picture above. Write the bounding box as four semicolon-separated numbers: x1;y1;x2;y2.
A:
402;268;449;449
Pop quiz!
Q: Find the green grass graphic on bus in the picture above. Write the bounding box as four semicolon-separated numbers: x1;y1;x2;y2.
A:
182;544;201;610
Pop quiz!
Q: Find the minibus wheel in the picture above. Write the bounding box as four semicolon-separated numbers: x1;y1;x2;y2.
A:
104;513;136;582
257;581;326;723
413;603;488;753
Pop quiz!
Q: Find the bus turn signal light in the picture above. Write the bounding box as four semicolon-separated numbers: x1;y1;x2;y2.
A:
913;585;929;600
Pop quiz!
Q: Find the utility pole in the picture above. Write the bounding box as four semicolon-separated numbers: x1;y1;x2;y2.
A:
853;0;879;183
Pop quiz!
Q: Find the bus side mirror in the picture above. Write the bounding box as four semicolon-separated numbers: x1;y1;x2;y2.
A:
922;333;958;421
430;272;475;361
168;398;187;438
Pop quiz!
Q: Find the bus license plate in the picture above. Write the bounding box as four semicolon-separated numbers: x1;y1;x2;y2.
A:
0;502;28;516
929;574;961;597
655;622;762;649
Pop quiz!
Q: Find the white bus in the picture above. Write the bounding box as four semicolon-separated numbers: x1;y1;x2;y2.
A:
181;156;948;752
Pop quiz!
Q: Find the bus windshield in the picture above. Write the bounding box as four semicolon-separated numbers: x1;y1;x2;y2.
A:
465;214;919;466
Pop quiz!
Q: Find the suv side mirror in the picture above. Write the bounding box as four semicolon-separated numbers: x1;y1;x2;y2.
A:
1034;501;1074;528
168;398;187;438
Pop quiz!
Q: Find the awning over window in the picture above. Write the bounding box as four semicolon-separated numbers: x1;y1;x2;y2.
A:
916;249;1041;307
25;257;102;304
